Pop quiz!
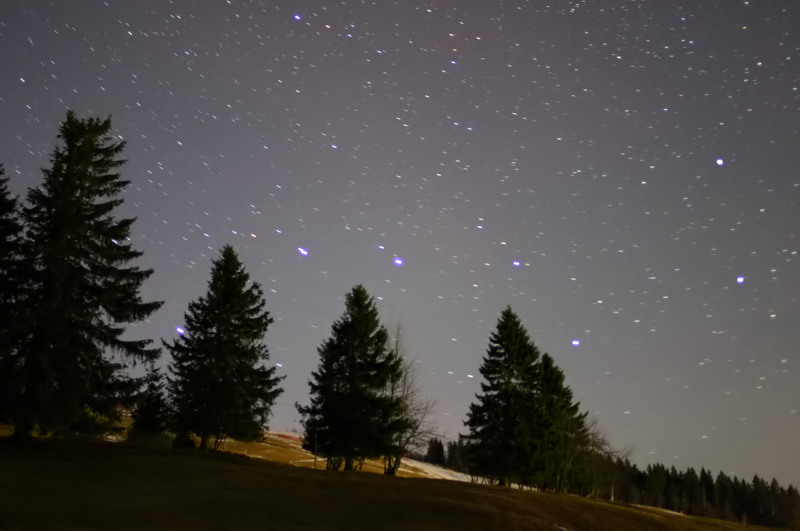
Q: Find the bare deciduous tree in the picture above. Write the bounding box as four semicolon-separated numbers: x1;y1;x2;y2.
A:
383;322;438;475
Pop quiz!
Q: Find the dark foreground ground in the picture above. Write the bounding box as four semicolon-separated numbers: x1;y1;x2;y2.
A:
0;438;776;531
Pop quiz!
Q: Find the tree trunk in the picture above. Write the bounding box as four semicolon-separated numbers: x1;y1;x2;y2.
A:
385;455;402;475
326;456;343;471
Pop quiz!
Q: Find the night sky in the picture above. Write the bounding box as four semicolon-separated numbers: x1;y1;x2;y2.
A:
2;1;799;486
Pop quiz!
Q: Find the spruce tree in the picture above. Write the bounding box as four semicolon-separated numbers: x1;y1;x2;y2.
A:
130;363;169;435
297;284;402;471
425;438;446;466
0;165;25;422
166;245;283;450
465;306;542;486
7;112;162;439
446;438;470;472
699;467;715;516
0;164;22;316
465;306;587;488
538;352;588;490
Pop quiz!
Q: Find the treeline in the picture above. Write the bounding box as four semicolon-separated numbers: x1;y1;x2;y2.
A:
0;112;283;450
0;112;164;439
0;111;432;475
424;438;800;528
601;461;800;528
420;306;800;529
1;112;798;528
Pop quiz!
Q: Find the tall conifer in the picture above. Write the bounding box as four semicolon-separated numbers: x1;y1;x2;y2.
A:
0;164;22;314
538;352;588;490
465;306;542;485
0;165;25;422
466;306;587;488
297;284;402;471
166;245;283;449
7;112;162;438
130;363;169;435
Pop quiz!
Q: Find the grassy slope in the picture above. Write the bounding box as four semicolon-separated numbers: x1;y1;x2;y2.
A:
0;438;775;531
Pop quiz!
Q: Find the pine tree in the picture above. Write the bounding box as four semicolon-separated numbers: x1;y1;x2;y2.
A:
0;164;22;315
130;363;169;435
7;112;162;439
715;471;736;521
699;467;715;516
0;165;25;423
465;306;543;486
465;306;587;488
446;438;470;473
165;245;284;450
538;352;588;491
297;284;402;471
425;438;446;466
683;467;703;515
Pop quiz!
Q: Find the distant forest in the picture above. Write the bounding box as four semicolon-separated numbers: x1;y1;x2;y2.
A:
1;112;798;530
426;437;800;528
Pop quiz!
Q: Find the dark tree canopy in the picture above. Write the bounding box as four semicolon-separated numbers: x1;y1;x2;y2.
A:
130;363;169;435
574;458;800;529
297;284;402;471
446;438;470;473
465;306;587;488
0;164;22;311
166;244;284;450
466;306;544;485
425;437;446;466
536;351;588;490
0;165;24;423
2;112;162;438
